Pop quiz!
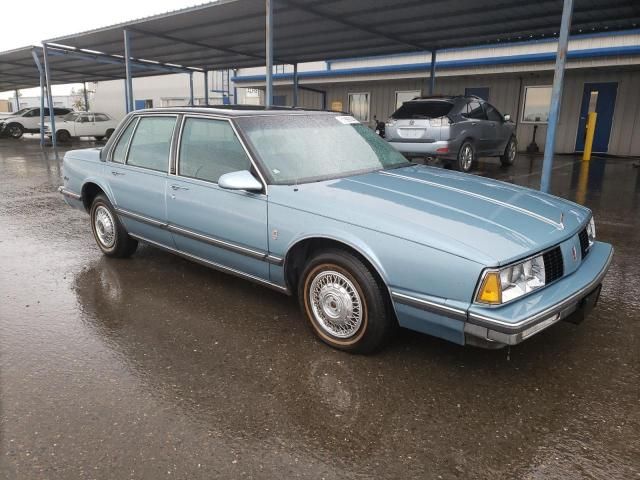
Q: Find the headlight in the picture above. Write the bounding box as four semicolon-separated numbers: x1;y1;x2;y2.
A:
587;216;596;247
476;254;546;305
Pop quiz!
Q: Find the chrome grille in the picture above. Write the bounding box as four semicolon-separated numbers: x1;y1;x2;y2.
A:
543;247;564;283
578;227;590;259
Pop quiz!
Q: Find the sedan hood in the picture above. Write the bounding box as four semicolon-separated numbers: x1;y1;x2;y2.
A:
271;165;590;266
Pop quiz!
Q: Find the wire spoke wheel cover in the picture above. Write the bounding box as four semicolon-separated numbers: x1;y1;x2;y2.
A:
309;270;364;339
94;205;116;248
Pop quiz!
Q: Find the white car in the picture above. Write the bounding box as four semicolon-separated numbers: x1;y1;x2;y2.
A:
0;107;73;138
44;112;119;142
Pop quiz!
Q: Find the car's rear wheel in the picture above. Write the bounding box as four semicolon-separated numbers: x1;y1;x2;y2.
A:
6;123;24;139
500;137;517;166
298;249;394;354
105;129;115;139
456;141;475;172
56;130;71;143
90;194;138;258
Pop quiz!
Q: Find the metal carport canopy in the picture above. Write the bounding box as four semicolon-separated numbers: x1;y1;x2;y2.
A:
0;45;200;93
43;0;639;72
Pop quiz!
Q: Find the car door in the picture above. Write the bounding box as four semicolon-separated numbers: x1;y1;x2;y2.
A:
167;115;269;280
464;100;492;154
106;114;177;247
483;103;508;154
74;113;95;137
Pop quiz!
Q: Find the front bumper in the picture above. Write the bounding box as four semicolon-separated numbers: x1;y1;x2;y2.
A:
464;241;614;347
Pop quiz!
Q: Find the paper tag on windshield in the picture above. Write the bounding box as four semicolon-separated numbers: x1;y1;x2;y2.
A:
335;115;360;125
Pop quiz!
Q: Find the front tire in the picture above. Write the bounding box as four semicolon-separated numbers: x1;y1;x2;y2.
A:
456;141;475;172
90;194;138;258
6;123;23;139
500;137;517;166
298;249;395;354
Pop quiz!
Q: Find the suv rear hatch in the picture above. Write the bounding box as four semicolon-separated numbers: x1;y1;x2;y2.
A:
386;100;452;142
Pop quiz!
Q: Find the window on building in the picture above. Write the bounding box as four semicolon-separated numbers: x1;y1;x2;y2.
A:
395;90;421;109
465;87;490;101
126;116;176;172
348;92;370;123
522;86;552;123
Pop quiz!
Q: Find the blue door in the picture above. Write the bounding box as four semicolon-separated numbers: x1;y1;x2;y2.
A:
575;82;617;153
167;116;269;280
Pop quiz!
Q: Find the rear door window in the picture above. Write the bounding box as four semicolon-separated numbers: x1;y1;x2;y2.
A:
392;101;453;119
178;117;251;183
465;101;487;120
126;116;176;172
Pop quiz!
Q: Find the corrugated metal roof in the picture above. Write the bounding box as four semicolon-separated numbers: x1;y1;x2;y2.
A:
2;0;639;92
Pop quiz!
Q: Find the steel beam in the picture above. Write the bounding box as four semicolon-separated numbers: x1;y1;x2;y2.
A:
429;50;436;95
540;0;574;193
31;49;46;146
189;72;194;106
292;63;298;107
265;0;273;108
83;81;90;111
204;70;209;106
14;89;20;111
124;30;134;113
42;44;57;148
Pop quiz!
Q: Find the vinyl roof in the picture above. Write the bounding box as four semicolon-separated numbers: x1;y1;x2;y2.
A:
1;0;639;92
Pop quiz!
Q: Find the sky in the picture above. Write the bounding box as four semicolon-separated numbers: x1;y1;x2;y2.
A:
1;0;207;99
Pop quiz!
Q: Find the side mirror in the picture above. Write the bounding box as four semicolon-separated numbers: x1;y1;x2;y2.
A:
218;170;262;192
503;114;511;122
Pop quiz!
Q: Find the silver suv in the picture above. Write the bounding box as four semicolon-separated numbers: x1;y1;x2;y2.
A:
385;95;516;172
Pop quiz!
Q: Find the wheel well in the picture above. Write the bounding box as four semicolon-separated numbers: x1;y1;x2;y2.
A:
284;237;387;294
81;182;104;211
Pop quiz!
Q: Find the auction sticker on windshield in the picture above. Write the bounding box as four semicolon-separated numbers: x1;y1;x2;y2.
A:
335;115;360;125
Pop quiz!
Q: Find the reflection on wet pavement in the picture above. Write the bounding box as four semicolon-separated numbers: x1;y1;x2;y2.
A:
1;138;639;479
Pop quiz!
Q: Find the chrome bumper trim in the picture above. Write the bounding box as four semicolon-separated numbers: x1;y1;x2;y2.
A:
58;186;82;200
467;246;613;334
391;291;467;322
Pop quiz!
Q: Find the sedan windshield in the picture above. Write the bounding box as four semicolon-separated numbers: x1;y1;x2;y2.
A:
235;114;410;184
63;112;81;122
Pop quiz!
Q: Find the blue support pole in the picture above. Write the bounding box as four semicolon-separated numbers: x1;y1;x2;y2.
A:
540;0;574;193
292;63;298;107
123;29;134;113
204;70;209;106
233;69;238;104
265;0;273;108
42;44;57;148
429;50;437;95
83;81;89;111
31;49;46;146
189;72;194;106
123;79;129;113
14;90;20;111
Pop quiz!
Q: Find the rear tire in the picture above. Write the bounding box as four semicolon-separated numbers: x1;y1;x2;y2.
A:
105;129;115;139
500;137;517;166
56;130;71;143
456;141;475;172
298;249;395;354
90;194;138;258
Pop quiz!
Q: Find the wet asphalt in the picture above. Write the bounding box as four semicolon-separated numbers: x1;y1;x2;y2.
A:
0;136;638;480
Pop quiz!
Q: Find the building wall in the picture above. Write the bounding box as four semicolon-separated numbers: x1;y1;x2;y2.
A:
267;68;640;157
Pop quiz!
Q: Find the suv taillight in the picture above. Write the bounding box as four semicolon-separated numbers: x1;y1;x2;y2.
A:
429;116;451;127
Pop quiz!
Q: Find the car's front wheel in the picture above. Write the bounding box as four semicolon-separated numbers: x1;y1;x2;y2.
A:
90;194;138;258
456;141;475;172
500;137;517;166
6;123;24;139
298;249;395;353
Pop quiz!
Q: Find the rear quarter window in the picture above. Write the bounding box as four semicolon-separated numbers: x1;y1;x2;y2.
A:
391;101;453;119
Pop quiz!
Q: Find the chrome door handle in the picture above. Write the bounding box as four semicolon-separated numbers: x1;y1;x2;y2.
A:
111;171;125;176
170;184;189;191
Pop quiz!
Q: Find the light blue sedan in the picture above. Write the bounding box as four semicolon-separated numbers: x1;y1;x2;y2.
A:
59;107;613;353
